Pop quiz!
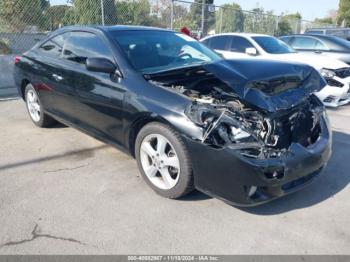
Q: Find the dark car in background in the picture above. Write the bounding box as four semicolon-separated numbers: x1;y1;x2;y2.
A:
280;34;350;64
304;27;350;41
14;26;331;206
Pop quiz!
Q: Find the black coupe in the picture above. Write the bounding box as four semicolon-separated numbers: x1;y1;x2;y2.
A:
14;26;332;206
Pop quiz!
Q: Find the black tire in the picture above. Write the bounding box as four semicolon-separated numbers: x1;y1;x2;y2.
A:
25;83;56;127
135;122;194;199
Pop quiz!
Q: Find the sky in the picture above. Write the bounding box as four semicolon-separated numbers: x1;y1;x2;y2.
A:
215;0;340;21
50;0;340;21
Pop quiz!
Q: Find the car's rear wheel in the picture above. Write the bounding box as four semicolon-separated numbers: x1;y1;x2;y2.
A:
25;83;56;127
135;122;194;199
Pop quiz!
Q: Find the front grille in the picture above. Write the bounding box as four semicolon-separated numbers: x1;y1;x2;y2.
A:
326;78;344;87
324;96;336;103
335;67;350;78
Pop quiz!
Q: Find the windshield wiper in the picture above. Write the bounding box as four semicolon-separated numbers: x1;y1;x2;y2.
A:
143;62;211;78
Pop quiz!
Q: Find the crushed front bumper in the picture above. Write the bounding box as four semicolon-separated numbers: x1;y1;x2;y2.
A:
184;116;332;206
316;76;350;107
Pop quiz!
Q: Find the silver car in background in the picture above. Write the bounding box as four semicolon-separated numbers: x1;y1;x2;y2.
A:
280;34;350;65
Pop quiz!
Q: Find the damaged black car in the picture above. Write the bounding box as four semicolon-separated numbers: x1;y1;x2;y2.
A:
14;26;332;206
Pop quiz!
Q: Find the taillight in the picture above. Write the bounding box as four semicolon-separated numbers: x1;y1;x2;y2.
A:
14;56;21;64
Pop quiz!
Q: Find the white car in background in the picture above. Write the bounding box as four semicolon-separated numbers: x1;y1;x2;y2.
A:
201;33;350;107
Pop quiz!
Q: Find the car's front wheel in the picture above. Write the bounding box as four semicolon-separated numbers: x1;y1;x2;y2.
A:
25;83;56;127
135;122;194;199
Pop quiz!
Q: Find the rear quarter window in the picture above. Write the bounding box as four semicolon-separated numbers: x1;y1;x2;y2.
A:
209;36;228;51
62;31;113;64
291;36;327;50
39;34;66;58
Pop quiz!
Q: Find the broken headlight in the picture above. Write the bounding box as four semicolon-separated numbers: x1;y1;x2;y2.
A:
185;103;257;146
320;68;336;78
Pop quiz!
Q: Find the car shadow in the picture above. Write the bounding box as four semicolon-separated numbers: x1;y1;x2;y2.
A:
240;131;350;215
180;190;212;201
53;122;68;128
0;145;109;173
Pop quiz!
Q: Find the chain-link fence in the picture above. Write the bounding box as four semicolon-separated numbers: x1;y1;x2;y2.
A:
171;0;336;38
0;0;336;55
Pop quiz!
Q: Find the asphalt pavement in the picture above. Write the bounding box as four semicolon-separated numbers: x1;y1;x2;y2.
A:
0;100;349;254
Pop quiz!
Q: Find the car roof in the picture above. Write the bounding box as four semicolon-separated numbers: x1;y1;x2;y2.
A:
204;33;268;38
53;25;172;34
306;28;350;30
283;34;343;41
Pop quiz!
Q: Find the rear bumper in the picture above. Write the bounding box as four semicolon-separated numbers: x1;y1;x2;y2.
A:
184;116;332;206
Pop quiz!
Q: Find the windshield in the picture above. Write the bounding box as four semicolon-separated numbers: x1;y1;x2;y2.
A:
252;36;296;54
110;30;222;74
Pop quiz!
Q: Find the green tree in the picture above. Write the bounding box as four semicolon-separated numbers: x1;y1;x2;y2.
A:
275;18;293;36
172;5;197;31
215;3;244;33
152;0;196;30
0;39;11;54
283;13;302;33
42;5;75;30
116;0;158;26
284;12;302;20
0;0;44;32
244;7;277;35
74;0;101;24
40;0;50;10
314;17;333;25
102;0;117;25
189;0;215;36
337;0;350;26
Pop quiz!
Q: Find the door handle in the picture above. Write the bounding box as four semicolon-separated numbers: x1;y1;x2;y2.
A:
52;73;63;81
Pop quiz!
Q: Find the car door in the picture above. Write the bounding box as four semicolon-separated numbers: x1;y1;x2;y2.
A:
60;31;126;145
33;32;78;120
226;36;256;58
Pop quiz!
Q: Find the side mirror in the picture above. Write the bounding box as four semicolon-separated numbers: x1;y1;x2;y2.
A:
86;57;117;74
214;50;224;58
245;47;257;56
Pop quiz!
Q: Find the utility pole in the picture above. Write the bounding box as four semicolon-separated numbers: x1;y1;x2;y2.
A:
170;0;174;29
101;0;105;25
201;0;205;37
219;7;223;33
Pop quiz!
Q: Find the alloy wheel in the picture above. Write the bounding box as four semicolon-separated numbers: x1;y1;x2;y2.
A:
140;134;180;190
26;89;41;122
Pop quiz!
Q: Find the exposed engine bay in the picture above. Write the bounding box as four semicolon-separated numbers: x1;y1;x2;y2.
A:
145;66;324;159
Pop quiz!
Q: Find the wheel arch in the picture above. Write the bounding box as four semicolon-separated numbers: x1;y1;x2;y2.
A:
20;79;31;100
127;113;180;158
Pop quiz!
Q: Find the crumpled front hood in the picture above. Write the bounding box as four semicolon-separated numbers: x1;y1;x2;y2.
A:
202;59;326;112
